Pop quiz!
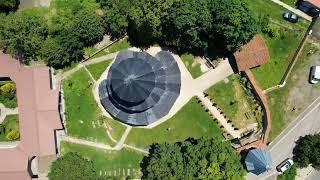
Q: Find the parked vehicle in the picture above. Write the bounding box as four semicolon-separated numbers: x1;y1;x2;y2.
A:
310;66;320;84
276;158;294;172
283;12;299;23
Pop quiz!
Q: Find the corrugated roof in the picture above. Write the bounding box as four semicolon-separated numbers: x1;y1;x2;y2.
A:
0;53;62;179
233;34;270;71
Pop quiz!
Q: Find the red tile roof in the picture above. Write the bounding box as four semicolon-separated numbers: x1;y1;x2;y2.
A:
233;34;270;71
305;0;320;8
0;53;62;179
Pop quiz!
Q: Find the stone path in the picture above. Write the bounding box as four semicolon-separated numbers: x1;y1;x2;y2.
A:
0;103;18;124
270;0;312;21
197;93;241;138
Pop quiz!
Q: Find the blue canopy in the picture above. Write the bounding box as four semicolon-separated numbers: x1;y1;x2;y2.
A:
245;148;272;175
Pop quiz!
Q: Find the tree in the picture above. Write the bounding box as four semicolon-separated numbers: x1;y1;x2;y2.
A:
72;8;104;46
0;0;19;13
293;134;320;169
48;152;98;180
0;9;48;63
209;0;258;53
141;137;245;179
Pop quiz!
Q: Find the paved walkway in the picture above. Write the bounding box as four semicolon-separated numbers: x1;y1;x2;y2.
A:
60;136;114;150
197;93;241;138
270;0;312;21
114;126;132;150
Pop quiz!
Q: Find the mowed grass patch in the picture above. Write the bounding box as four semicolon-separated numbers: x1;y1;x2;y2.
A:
86;59;112;80
125;97;223;148
0;115;19;141
63;69;126;144
61;141;144;178
180;54;202;79
205;75;262;129
268;43;320;140
252;31;302;89
107;38;131;54
84;47;109;59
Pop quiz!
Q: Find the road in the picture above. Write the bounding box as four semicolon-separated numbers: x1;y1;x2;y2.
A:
248;97;320;180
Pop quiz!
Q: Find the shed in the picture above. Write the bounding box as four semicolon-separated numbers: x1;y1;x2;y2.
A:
245;148;272;175
233;34;269;72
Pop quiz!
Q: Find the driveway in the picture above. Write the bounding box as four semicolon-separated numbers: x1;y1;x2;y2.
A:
248;97;320;180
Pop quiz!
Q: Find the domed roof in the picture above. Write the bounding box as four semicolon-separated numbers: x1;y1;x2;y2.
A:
99;50;181;126
245;148;272;175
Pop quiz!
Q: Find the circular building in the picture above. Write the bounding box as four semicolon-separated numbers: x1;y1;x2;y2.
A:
99;50;181;126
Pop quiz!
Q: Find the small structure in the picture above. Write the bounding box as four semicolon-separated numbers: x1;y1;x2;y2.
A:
245;148;272;175
297;0;320;15
99;50;181;126
233;34;270;72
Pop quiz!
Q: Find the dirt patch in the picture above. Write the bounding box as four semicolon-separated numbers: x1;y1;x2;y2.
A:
285;50;320;121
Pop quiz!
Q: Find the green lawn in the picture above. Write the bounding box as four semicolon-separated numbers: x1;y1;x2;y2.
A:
268;43;319;140
0;115;19;141
61;141;144;178
246;0;309;89
107;38;131;54
63;69;126;145
252;31;303;89
205;75;263;129
84;47;109;59
125;97;223;147
86;59;112;80
181;54;202;79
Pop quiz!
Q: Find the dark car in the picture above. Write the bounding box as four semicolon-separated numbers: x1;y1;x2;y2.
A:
283;12;299;23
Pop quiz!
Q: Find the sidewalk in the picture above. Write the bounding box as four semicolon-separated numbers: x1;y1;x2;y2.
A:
270;0;312;21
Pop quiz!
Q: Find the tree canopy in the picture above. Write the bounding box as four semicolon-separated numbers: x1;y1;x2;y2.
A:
0;9;48;64
141;137;245;179
99;0;258;55
48;152;97;180
293;134;320;169
0;0;19;13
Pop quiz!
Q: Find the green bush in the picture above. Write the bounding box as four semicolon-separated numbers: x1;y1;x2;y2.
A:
5;130;19;140
0;82;16;94
264;23;281;38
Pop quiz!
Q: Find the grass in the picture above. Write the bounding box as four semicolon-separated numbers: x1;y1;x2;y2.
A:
277;164;297;180
84;47;109;59
125;97;223;147
63;69;126;145
0;115;19;141
252;31;303;89
61;141;144;178
86;59;112;80
268;43;319;140
280;0;297;7
106;38;131;54
181;54;202;79
205;75;263;129
245;0;309;89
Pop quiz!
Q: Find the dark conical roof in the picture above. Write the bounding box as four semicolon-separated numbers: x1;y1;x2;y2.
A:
245;148;272;175
99;50;181;126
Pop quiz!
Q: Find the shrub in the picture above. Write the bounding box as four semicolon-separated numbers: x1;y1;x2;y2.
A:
0;82;16;94
264;23;280;38
6;130;20;140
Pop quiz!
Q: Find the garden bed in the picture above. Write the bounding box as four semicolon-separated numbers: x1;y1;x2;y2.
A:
125;97;223;148
0;81;17;108
61;141;144;179
205;74;263;129
0;115;19;141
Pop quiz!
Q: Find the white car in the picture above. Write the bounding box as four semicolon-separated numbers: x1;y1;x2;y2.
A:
276;158;294;173
310;66;320;84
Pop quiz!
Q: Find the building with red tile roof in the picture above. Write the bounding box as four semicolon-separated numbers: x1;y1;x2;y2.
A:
233;34;270;72
0;53;63;180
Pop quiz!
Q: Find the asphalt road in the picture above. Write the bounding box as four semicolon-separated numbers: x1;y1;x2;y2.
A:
248;97;320;180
